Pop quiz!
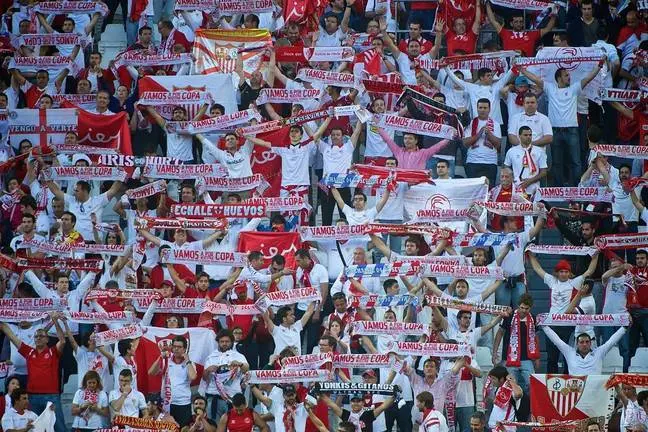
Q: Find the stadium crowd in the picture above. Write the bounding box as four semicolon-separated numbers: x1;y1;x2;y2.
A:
0;0;646;431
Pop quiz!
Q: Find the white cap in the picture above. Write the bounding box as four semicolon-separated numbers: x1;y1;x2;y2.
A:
72;153;91;165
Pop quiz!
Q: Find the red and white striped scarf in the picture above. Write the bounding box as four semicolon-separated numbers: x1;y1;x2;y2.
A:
506;310;539;367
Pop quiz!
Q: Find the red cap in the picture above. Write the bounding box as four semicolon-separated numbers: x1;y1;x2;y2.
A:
554;260;572;273
161;280;174;287
362;369;376;378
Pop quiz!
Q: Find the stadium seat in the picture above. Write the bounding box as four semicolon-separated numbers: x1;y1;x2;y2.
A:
63;374;78;395
602;347;623;374
98;24;127;68
476;346;493;372
629;348;648;373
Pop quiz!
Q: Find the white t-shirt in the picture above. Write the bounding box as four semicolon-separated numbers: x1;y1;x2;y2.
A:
271;321;304;355
443;293;478;332
342;204;379;225
609;166;639;222
508;111;553;150
75;347;111;391
365;122;393;158
544;82;582;128
375;183;407;220
1;408;38;432
602;275;628;314
268;387;308;432
203;349;249;396
544;274;585;313
315;26;346;47
504;145;548;196
165;128;194;162
208;140;253;178
319;137;354;176
165;359;193;405
465;118;500;164
72;390;109;429
272;142;316;186
108;389;146;417
495;231;530;277
64;192;110;240
10;234;47;255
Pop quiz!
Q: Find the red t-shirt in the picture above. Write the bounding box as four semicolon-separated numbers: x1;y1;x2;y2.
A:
184;287;218;327
320;95;354;137
410;1;437;10
446;30;478;55
227;407;255;432
499;29;541;57
226;298;255;338
25;85;50;108
18;342;60;394
398;37;435;55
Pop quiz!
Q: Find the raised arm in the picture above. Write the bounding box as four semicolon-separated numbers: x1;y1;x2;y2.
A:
485;3;503;33
0;322;23;348
245;135;272;149
527;252;547;279
582;252;599;278
46;180;66;201
251;385;273;409
145;106;167;128
300;302;316;327
471;0;481;35
349;119;363;148
330;187;347;211
528;213;546;240
137;228;162;247
369;233;393;259
580;57;605;89
311;117;332;141
480;280;502;301
319;393;344;418
541;326;571;355
375;187;391;213
519;66;544;90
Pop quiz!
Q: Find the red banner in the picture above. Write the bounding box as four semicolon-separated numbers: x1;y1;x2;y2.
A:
60;103;132;155
238;231;301;268
251;128;287;197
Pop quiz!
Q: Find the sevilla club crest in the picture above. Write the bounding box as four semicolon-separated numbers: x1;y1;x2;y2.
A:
546;375;586;417
155;332;190;355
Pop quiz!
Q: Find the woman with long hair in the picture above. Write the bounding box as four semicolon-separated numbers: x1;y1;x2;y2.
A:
71;370;110;431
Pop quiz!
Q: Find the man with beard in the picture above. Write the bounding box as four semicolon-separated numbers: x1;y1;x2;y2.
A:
252;384;308;432
203;330;249;419
184;396;217;432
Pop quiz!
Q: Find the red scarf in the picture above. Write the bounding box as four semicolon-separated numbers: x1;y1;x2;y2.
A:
300;261;314;287
506;310;540;367
283;403;296;432
519;146;538;181
470;117;495;145
514;91;525;106
494;381;514;409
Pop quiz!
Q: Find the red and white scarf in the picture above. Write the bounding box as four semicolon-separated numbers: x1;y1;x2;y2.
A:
535;187;615;203
595;233;648;250
41;166;128;182
389;341;471;357
125;180;167;199
256;88;322;105
593;144;648;159
351;321;428;336
536;313;631;326
174;0;217;10
296;69;355;87
506;310;539;367
374;114;458;140
196;174;270;196
470;117;495;146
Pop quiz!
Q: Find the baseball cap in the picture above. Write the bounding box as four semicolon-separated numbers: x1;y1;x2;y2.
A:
161;280;174;287
514;76;529;86
362;369;376;378
350;393;363;401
